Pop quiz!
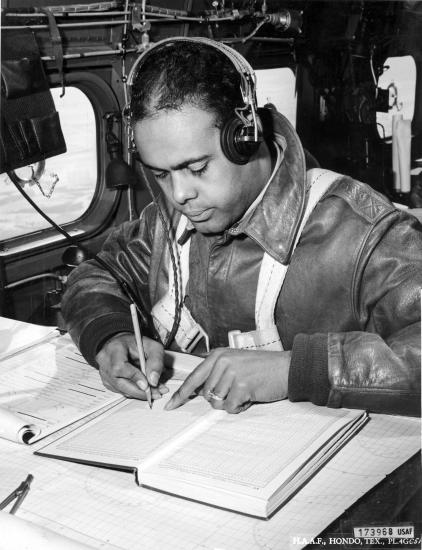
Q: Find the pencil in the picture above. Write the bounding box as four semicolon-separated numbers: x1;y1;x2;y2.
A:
130;303;153;408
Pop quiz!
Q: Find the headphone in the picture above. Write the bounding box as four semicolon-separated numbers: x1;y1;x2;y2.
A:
126;36;262;165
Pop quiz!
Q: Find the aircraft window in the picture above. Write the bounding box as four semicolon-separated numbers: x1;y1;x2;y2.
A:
376;55;417;139
255;67;297;128
0;87;97;241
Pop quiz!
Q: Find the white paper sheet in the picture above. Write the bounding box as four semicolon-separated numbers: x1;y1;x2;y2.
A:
0;335;123;443
0;316;58;361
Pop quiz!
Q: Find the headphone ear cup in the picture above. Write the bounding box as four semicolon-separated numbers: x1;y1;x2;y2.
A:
220;118;260;165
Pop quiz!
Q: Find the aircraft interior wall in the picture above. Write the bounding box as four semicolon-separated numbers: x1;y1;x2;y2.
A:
0;0;421;324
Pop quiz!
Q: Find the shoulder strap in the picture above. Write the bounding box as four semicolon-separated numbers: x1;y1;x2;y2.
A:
255;169;341;330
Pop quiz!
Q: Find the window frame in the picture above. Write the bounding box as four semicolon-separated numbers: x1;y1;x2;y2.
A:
376;54;417;140
0;71;121;256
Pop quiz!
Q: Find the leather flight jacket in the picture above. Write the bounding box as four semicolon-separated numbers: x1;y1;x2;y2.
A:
62;107;422;417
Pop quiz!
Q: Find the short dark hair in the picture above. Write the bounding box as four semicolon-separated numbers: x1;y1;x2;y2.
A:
129;41;243;128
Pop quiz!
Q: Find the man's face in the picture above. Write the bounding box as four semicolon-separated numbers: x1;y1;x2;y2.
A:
133;105;262;234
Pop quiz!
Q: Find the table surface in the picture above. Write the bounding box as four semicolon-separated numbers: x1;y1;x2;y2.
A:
0;411;420;550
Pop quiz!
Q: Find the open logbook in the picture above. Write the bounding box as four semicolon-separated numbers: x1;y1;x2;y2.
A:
0;316;199;445
37;388;368;519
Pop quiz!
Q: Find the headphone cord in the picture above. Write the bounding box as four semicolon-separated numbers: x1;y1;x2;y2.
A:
139;165;183;348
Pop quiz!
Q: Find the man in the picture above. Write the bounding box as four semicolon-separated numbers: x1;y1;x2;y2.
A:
62;38;421;416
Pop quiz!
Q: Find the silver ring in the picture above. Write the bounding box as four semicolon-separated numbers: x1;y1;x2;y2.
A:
207;390;224;401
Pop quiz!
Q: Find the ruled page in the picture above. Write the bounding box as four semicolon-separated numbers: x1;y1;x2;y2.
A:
37;386;214;468
0;335;123;443
138;401;366;515
149;402;351;488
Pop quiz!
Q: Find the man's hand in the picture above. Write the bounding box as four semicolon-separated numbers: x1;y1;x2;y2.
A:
165;348;291;413
96;333;168;400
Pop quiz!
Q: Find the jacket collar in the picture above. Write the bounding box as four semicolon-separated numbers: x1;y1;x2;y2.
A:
228;106;307;264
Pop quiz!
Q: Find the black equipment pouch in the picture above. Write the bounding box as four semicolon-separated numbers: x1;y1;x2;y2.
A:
0;28;66;174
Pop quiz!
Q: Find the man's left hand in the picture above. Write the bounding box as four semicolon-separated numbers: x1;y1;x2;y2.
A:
165;348;291;414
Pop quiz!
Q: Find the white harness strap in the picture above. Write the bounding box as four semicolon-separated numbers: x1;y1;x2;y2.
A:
227;168;342;351
152;169;341;352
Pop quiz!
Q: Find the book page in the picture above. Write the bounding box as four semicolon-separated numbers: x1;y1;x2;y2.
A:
139;402;362;498
40;396;366;516
0;335;122;443
269;412;369;507
0;316;58;361
37;385;214;468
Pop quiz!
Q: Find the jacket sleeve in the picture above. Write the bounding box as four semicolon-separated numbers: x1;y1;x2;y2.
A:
288;211;422;416
61;203;157;367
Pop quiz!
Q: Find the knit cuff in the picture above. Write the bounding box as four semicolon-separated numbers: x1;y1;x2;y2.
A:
288;333;330;406
79;313;134;368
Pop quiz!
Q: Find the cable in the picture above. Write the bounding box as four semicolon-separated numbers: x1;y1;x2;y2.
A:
9;177;150;329
120;0;135;222
9;173;82;243
369;46;378;99
221;19;266;44
138;164;183;348
4;273;65;290
242;19;266;43
2;20;130;30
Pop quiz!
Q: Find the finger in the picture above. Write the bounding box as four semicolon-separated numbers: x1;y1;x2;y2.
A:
114;363;148;399
202;357;230;399
207;394;225;410
148;385;168;400
108;361;149;399
151;387;163;400
103;339;165;401
226;402;251;414
207;381;233;410
164;356;216;410
120;382;163;401
113;372;147;399
224;386;252;414
143;339;165;387
201;352;235;409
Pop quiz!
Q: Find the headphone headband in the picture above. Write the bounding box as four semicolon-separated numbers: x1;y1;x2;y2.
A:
127;36;256;90
126;36;262;164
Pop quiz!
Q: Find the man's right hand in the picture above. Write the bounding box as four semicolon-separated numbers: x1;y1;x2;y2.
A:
95;333;168;400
